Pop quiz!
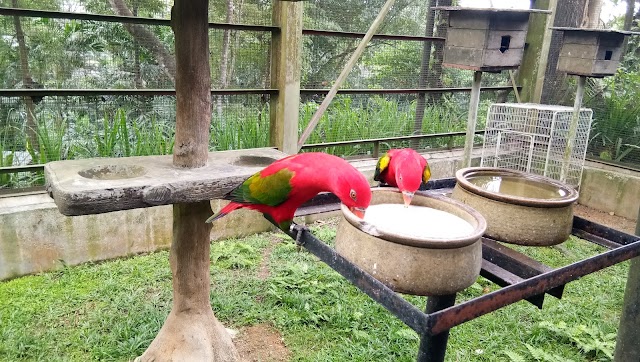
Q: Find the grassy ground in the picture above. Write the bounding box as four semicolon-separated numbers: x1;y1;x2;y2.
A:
0;220;628;362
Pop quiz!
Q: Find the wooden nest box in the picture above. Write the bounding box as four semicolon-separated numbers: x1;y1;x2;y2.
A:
434;7;549;72
553;27;639;77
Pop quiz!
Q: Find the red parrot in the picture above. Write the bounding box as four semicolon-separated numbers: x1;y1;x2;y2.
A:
373;148;431;206
207;152;372;231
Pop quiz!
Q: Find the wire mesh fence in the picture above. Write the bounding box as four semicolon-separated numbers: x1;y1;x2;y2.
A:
9;0;273;26
7;0;636;194
0;16;271;90
300;91;517;158
0;93;271;189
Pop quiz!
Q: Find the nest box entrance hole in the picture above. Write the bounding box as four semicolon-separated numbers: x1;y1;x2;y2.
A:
604;50;613;60
500;35;511;53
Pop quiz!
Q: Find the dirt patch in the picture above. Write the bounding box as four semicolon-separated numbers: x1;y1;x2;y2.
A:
574;204;637;235
234;324;291;362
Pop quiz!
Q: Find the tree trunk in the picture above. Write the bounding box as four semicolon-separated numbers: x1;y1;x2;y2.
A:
137;0;239;360
581;0;603;28
412;0;436;149
426;0;451;101
12;0;38;153
541;0;587;105
216;0;235;120
621;0;636;55
108;0;177;84
132;5;144;89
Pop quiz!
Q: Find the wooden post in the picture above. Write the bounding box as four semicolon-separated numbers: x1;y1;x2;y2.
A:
462;71;482;168
517;0;558;103
614;206;640;362
270;0;302;155
560;75;585;184
138;0;239;360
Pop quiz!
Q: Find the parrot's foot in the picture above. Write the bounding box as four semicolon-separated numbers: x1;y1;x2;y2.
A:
136;308;239;362
290;223;310;247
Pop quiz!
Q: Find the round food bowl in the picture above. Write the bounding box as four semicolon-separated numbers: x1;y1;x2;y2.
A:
451;167;579;246
335;188;486;296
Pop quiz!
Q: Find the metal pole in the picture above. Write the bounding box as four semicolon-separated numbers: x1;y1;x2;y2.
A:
296;0;397;151
416;294;457;362
462;71;483;168
560;75;586;183
614;205;640;361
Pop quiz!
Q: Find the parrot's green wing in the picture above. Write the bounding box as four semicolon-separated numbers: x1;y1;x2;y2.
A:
373;152;391;182
227;168;294;206
422;162;432;184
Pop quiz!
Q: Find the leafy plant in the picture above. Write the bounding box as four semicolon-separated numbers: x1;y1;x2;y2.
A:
538;320;616;360
587;71;640;163
95;110;123;158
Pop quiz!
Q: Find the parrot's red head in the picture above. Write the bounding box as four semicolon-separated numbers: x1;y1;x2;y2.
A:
395;156;430;206
333;169;372;219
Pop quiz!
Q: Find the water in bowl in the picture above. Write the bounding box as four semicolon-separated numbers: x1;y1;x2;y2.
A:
466;174;568;199
363;204;474;239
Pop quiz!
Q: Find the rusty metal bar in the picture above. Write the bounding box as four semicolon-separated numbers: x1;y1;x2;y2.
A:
299;86;519;94
481;238;564;300
301;131;482;150
286;225;430;334
572;229;621;249
427;236;640;335
573;216;639;246
0;89;278;97
417;294;456;362
303;28;445;42
0;7;279;32
480;259;545;309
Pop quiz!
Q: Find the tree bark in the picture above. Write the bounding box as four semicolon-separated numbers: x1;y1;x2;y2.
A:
12;0;39;153
137;0;239;360
216;0;235;119
621;0;636;54
412;0;436;148
541;0;587;105
108;0;177;84
171;0;212;168
426;0;451;101
581;0;603;28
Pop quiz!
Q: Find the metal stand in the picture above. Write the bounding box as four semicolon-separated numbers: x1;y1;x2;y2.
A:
417;294;457;362
289;182;640;362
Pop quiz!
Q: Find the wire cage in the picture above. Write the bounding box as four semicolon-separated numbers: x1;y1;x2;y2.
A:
480;103;594;188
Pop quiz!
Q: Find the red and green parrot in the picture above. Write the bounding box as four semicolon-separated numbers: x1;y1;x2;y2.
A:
207;152;372;231
374;148;431;206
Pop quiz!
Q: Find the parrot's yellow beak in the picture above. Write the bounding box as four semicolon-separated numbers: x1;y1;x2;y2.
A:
402;191;414;207
350;207;366;219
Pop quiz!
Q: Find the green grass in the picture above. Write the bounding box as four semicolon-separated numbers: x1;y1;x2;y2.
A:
0;223;629;361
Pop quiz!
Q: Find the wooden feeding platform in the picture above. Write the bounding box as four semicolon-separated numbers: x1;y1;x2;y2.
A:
433;7;550;72
552;27;640;77
44;148;286;216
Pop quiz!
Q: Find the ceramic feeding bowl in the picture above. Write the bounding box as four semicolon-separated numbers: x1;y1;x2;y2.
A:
452;167;579;246
335;188;486;296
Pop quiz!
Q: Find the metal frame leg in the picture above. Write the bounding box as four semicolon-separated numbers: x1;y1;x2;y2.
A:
417;294;457;362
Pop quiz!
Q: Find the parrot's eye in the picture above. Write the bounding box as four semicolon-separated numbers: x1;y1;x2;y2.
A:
349;189;357;200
